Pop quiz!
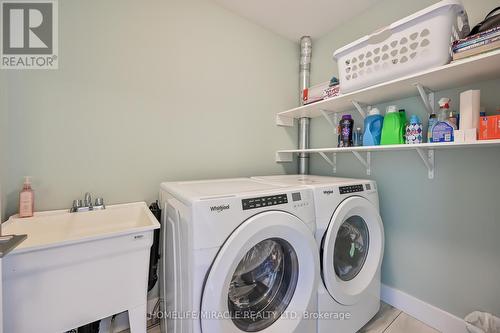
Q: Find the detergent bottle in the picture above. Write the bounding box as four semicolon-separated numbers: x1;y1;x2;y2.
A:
363;108;384;146
338;114;354;147
381;105;404;145
399;109;407;142
405;115;423;144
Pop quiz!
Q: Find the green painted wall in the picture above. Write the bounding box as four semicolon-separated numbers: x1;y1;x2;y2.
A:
1;0;298;219
309;0;500;318
0;74;7;222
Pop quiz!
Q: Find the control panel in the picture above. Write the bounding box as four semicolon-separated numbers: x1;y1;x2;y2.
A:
242;194;288;210
339;184;364;195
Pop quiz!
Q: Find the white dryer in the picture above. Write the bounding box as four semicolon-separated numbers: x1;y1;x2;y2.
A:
252;175;384;333
159;178;319;333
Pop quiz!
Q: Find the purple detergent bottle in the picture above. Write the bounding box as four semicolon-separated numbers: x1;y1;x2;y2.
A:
338;114;354;147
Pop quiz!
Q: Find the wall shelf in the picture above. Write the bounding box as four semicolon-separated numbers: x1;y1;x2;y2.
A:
276;49;500;126
276;140;500;179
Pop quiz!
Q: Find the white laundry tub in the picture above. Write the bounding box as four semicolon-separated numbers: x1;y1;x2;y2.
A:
1;202;160;333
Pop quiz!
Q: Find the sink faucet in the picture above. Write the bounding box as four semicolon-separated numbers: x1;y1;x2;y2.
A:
70;192;105;213
84;192;92;210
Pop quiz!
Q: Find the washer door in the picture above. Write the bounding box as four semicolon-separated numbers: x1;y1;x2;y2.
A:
322;196;384;306
201;211;319;333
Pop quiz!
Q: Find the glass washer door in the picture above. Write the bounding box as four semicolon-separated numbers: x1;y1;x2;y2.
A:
333;215;370;282
228;238;298;332
322;196;384;306
201;210;319;333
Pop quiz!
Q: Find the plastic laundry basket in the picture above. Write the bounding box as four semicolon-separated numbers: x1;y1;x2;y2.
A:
333;0;470;94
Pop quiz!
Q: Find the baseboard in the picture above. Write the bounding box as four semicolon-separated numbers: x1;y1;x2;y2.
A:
381;284;468;333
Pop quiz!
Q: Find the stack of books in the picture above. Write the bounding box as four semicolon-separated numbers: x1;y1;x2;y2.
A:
452;26;500;61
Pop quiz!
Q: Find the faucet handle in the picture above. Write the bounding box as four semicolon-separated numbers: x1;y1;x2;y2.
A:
95;197;104;206
71;199;83;212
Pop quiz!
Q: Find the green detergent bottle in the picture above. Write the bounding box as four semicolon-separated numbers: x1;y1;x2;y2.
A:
381;105;405;145
399;109;407;142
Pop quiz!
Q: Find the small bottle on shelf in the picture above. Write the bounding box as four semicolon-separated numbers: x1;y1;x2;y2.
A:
405;115;423;144
19;176;34;218
353;127;363;146
338;115;354;147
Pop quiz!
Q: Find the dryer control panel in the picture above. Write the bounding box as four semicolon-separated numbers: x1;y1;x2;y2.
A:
242;194;288;210
339;184;364;194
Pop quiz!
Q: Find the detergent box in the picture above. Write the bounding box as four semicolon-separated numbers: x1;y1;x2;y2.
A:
478;115;500;140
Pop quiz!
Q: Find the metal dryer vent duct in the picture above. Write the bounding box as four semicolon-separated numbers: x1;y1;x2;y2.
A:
298;36;312;175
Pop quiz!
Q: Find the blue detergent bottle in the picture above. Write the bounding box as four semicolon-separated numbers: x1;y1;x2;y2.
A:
363;108;384;146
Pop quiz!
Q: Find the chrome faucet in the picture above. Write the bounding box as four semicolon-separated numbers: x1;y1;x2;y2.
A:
70;192;105;213
84;192;92;210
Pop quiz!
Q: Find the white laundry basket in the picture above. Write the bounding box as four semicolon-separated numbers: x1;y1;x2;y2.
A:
333;0;470;94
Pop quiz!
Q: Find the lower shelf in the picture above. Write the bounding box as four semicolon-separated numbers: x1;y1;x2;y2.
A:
276;139;500;179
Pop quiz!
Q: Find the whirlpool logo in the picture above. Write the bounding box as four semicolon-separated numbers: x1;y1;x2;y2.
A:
210;204;230;213
1;0;58;69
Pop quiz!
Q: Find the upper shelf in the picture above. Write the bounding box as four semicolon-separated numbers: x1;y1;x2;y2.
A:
276;49;500;126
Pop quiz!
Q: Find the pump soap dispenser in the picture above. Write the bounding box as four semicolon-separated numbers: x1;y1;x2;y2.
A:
19;176;34;218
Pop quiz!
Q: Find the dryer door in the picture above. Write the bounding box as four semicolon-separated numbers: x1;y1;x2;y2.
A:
201;211;319;333
322;196;384;306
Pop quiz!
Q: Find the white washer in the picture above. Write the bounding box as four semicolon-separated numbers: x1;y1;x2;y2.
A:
159;178;319;333
252;175;384;333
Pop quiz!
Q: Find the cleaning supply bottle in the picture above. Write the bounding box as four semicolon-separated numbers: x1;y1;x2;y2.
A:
353;127;363;146
427;112;437;143
338;114;354;147
381;105;404;145
448;109;459;129
431;98;457;143
19;176;34;218
363;107;384;146
405;115;423;144
399;109;407;142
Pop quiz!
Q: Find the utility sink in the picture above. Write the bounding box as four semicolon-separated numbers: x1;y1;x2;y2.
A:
3;202;159;252
2;202;160;333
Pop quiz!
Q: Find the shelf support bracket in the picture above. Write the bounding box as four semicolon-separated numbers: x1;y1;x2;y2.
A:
275;151;294;163
276;114;294;127
352;151;371;175
415;83;435;114
416;148;435;179
319;152;337;173
320;109;337;130
351;101;369;119
321;110;340;146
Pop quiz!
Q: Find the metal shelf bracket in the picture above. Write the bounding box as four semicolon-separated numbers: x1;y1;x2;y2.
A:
352;151;371;175
276;114;294;127
415;83;435;114
416;148;435;179
319;152;337;173
351;101;370;118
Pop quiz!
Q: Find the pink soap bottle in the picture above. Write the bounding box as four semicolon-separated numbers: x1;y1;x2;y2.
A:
19;176;34;218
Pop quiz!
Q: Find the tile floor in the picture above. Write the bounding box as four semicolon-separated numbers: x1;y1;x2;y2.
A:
359;302;439;333
146;325;160;333
140;302;439;333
